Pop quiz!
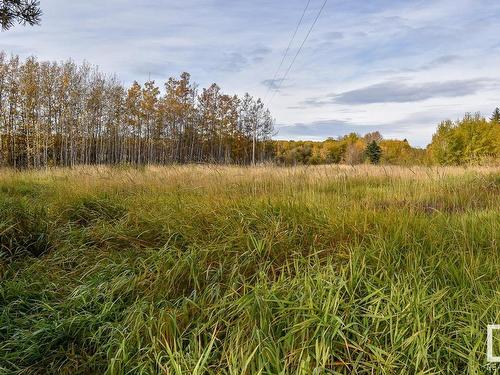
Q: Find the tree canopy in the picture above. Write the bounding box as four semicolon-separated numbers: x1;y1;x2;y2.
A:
427;112;499;165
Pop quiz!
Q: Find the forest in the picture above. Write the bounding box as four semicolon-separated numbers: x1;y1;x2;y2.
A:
0;52;274;168
0;52;499;168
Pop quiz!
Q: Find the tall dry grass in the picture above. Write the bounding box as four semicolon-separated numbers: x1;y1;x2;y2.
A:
0;165;499;374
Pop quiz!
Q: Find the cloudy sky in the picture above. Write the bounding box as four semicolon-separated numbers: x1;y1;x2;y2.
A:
2;0;499;147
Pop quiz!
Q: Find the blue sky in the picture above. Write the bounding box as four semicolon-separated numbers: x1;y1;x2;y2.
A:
1;0;499;147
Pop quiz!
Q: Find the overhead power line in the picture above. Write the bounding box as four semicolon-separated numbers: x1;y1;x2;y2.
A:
267;0;329;107
263;0;312;103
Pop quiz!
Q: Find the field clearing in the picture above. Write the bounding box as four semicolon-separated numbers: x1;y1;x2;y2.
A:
0;165;499;374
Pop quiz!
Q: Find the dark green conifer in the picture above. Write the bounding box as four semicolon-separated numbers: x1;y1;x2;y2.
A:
0;0;41;30
490;108;500;123
365;140;382;164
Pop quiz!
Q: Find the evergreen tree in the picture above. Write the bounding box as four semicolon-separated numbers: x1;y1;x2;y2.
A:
365;140;382;164
490;108;500;123
0;0;41;30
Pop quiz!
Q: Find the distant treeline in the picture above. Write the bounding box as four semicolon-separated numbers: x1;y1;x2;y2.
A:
0;52;499;169
275;111;499;166
0;53;274;168
275;132;423;165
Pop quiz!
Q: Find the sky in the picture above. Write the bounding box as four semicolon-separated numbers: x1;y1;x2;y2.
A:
1;0;500;147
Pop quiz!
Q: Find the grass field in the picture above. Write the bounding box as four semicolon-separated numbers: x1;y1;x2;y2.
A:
0;165;499;374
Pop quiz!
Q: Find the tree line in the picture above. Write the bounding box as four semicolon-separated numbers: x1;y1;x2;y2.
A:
276;111;499;166
0;53;274;168
1;52;498;169
275;132;425;166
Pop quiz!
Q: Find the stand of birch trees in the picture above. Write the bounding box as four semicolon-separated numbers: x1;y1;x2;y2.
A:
0;52;274;168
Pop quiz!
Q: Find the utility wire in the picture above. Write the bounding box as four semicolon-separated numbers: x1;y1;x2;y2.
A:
263;0;312;103
267;0;328;106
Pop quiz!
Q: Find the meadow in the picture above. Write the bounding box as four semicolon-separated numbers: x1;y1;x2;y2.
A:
0;165;499;374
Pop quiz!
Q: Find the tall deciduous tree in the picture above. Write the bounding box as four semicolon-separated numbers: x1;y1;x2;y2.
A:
0;53;275;168
427;113;499;165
